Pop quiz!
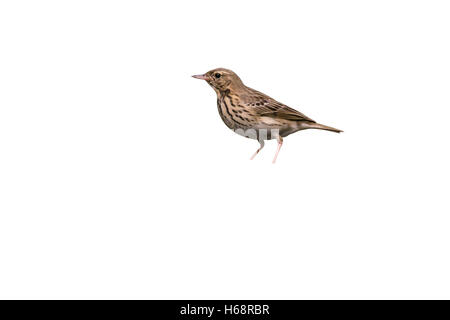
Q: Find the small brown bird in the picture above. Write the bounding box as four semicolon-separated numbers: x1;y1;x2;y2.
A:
193;68;342;163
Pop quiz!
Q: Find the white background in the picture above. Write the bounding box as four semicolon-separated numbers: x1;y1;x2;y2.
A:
0;0;449;299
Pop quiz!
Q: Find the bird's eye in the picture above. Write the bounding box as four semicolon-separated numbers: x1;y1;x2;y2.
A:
215;73;221;79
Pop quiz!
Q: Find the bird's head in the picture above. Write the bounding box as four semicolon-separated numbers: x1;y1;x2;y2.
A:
192;68;244;92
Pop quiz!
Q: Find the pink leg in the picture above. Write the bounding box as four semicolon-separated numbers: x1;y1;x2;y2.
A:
272;136;283;164
250;140;265;160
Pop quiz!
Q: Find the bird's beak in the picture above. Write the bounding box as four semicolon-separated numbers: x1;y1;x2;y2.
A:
192;74;209;80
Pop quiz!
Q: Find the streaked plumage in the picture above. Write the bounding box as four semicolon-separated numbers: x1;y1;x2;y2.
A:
193;68;342;163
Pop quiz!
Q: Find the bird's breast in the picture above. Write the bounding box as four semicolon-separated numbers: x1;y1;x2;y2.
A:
215;95;279;140
216;95;252;130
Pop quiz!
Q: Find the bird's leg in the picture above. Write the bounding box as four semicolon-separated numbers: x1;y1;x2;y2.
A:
272;136;283;164
250;140;265;160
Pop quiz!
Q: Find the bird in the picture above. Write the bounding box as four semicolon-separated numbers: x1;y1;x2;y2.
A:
192;68;342;163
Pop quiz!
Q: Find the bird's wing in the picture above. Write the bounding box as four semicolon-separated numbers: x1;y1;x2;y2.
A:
243;88;315;123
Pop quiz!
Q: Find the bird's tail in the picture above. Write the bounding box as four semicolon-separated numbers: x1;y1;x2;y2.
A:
306;122;343;133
